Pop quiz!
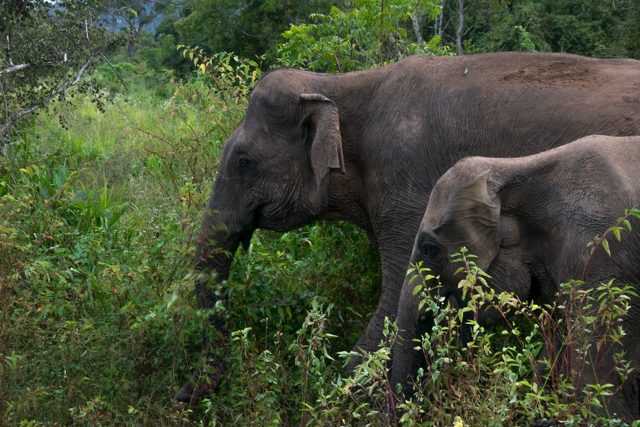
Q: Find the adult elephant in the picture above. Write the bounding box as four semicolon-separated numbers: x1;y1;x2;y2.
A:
173;52;640;405
392;135;640;421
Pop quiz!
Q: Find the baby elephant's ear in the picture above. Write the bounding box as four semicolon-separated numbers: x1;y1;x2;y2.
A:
433;171;501;270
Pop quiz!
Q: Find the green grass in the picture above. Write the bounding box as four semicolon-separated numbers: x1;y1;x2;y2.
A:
0;65;381;425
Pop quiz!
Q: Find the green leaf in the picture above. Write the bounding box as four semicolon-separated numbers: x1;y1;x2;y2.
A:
413;284;422;295
612;227;622;241
602;238;611;257
478;270;492;279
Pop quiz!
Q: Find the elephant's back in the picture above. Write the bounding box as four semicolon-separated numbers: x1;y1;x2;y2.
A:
381;52;640;104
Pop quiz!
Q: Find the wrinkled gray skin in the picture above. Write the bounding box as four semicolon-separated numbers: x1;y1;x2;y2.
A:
394;135;640;421
174;52;640;405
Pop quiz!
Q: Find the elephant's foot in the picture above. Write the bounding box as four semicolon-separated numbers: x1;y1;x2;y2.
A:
531;419;559;427
345;313;392;373
172;360;225;408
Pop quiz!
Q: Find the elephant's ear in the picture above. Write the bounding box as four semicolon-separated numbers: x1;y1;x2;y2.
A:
300;93;346;187
433;171;501;270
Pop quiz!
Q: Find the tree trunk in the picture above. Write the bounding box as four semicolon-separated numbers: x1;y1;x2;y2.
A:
456;0;464;55
412;13;423;44
437;0;445;37
128;22;144;58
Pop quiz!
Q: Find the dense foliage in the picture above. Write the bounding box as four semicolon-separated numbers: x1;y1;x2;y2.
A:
277;0;448;72
0;53;382;424
159;0;640;70
457;0;640;57
3;0;640;424
174;0;337;64
0;0;128;143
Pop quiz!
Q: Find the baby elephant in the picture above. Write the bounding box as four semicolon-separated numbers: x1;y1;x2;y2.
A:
391;135;640;421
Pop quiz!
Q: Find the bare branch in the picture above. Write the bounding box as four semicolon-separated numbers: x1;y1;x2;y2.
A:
0;77;8;130
85;20;93;54
236;26;268;40
332;51;342;72
463;0;477;13
0;51;72;76
412;14;423;44
100;53;127;90
456;0;464;55
462;18;486;37
437;15;454;38
0;63;29;75
0;52;100;136
411;0;424;44
462;5;491;37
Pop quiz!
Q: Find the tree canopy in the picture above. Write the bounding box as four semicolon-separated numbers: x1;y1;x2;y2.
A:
172;0;337;64
0;0;126;142
277;0;448;72
153;0;640;71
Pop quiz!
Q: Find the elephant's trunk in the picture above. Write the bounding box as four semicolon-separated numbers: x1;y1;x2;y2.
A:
193;226;242;336
172;225;245;406
390;268;473;410
389;269;433;405
173;174;255;405
194;170;254;328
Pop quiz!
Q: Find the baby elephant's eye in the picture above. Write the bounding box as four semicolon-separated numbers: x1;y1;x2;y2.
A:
422;243;441;259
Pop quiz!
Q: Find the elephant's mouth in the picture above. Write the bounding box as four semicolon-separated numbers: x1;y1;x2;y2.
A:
441;287;473;347
236;203;263;251
239;228;254;251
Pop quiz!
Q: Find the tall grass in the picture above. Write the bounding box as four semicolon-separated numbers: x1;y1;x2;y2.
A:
0;54;380;425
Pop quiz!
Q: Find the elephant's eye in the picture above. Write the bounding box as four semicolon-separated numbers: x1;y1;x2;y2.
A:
422;243;441;259
418;234;443;261
238;157;251;170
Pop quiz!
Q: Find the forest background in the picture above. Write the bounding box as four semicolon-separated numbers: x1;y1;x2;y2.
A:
2;0;640;425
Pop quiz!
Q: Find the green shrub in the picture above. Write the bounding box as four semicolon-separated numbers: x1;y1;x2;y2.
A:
277;0;449;72
400;212;640;426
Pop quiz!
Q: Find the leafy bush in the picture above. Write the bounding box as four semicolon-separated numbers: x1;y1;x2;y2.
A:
277;0;450;72
0;48;382;425
400;212;640;426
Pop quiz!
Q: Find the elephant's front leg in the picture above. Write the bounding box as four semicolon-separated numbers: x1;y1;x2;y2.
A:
345;247;410;372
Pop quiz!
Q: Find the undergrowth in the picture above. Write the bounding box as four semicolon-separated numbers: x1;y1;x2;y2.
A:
2;49;639;426
0;51;380;425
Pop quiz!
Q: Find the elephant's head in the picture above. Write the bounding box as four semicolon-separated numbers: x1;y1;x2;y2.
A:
174;70;347;405
196;70;346;282
391;165;533;399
